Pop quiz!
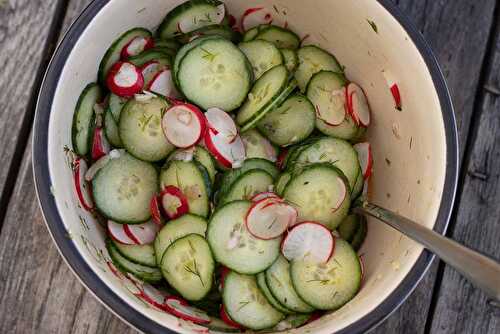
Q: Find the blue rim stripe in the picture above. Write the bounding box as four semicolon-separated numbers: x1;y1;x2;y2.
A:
32;1;458;333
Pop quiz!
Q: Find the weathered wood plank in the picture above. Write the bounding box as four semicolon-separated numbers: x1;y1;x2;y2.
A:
374;1;497;333
428;22;500;334
0;0;64;218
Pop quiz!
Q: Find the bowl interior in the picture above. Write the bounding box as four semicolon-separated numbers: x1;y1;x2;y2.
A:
45;0;448;333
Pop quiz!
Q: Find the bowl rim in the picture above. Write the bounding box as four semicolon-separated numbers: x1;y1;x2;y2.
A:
32;0;459;333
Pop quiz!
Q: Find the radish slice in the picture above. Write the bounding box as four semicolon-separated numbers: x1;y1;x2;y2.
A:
276;149;288;170
106;61;144;97
347;83;371;127
241;7;273;31
204;129;246;168
219;266;231;289
353;142;373;179
106;261;126;280
383;70;402;110
205;108;238;142
281;222;335;263
162;104;206;148
220;306;245;329
332;177;348;212
91;127;111;161
160;186;189;219
150;194;165;226
315;88;346;126
136;283;169;310
73;158;94;211
250;191;280;202
121;36;154;59
164;296;211;324
246;198;297;240
141;61;162;87
178;3;225;33
108;220;137;245
147;68;181;99
123;220;159;245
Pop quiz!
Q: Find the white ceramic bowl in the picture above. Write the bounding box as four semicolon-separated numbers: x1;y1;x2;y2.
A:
33;1;458;333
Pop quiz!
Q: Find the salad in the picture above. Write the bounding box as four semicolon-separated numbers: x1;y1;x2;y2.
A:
70;0;375;331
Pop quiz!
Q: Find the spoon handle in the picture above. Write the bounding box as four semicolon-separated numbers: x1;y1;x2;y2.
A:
353;201;500;304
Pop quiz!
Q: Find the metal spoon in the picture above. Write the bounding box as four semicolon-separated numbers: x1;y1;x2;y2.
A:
353;201;500;305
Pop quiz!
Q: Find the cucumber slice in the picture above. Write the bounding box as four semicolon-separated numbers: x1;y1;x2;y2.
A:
280;48;298;72
98;28;152;83
242;26;260;42
240;129;278;161
72;83;102;156
238;40;283;79
316;113;360;140
290;238;361;310
350;215;367;251
255;26;300;49
306;70;347;123
108;93;128;121
119;97;175;162
352;169;364;199
265;255;315;313
93;152;158;223
223;272;284;330
112;238;156;267
295;45;344;92
351;126;367;143
273;314;312;331
155;38;181;51
256;273;294;314
161;234;214;301
193;146;217;184
128;50;171;67
258;94;315;146
149;46;177;58
290;137;361;192
177;37;252;111
282;163;351;230
338;214;361;242
106;238;162;283
104;110;123;147
275;172;291;196
219;169;274;205
158;0;225;39
154;214;208;265
236;65;288;126
160;160;210;217
207;201;281;274
177;24;241;44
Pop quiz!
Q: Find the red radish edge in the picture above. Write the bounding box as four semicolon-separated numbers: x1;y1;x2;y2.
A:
331;177;347;213
250;191;280;202
203;129;232;168
276;149;288;170
280;221;335;263
160;185;189;219
106;61;144;97
91;127;110;161
305;312;325;325
353;142;373;180
359;255;365;285
121;36;154;60
162;103;206;148
205;108;238;143
123;221;159;245
150;195;165;226
73;158;94;211
220;306;245;329
347;83;371;127
136;283;168;310
106;261;125;280
123;224;141;245
164;296;211;324
204;129;246;169
108;220;137;245
391;84;402;110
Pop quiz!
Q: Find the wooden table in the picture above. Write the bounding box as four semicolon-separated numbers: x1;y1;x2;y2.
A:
0;0;499;333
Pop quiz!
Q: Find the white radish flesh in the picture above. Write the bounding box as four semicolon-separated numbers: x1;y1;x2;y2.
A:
164;297;211;324
123;220;159;245
281;222;334;263
246;198;297;240
353;142;373;179
162;104;206;148
73;158;94;211
205;107;238;142
206;130;246;168
148;69;181;99
107;220;137;245
347;83;371;127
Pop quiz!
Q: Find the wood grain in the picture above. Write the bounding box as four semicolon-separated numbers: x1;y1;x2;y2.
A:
428;20;500;333
373;1;497;333
0;0;63;219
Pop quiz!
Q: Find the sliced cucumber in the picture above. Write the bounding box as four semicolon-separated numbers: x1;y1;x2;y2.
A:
177;24;241;44
289;137;361;192
316;113;360;140
280;48;298;72
160;160;210;217
223;272;284;330
256;272;294;314
154;214;208;265
72;83;102;156
255;26;300;49
236;65;288;126
104;110;123;147
238;40;283;79
119;97;175;162
207;201;281;274
193;146;217;184
275;172;291;196
240;129;278;161
177;37;252;111
161;234;214;301
98;28;152;83
242;26;260;42
112;238;156;267
108;93;128;122
155;38;181;51
338;214;361;242
106;238;162;283
350;215;367;251
128;50;171;67
93;152;158;223
351;126;367;143
258;94;315;146
265;255;315;313
149;46;177;58
273;314;311;331
290;238;361;310
352;169;364;199
282;163;351;230
295;45;344;92
158;0;225;39
219;169;274;205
